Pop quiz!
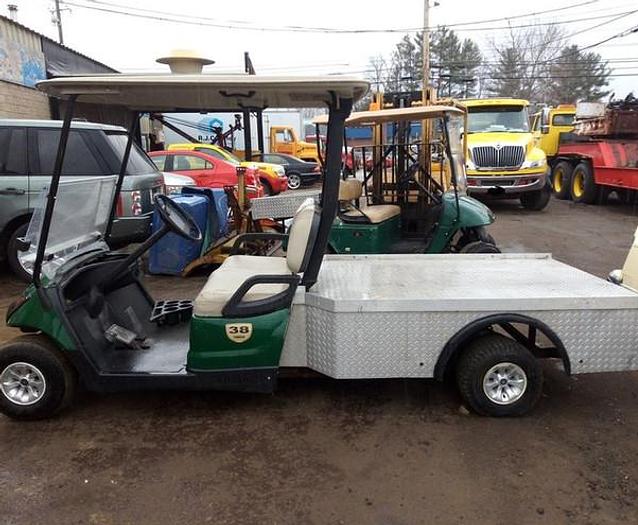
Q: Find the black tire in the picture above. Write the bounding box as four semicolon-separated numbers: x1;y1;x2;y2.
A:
287;172;303;190
261;179;273;196
520;184;551;211
456;226;496;251
460;241;501;254
7;222;32;282
551;161;573;200
456;333;543;417
0;335;77;420
570;162;598;204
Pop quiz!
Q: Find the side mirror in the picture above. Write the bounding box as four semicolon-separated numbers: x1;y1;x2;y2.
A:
541;125;550;134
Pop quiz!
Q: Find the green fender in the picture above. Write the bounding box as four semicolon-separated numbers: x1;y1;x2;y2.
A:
425;192;495;253
6;285;76;351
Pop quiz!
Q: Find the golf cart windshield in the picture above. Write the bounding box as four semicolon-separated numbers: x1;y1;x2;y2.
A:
20;176;117;280
446;113;467;192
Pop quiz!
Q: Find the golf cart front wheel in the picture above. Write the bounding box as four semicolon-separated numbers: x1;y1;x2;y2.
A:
456;334;543;417
0;335;76;420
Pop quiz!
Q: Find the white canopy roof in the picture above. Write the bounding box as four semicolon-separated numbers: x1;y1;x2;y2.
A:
36;74;369;111
312;105;464;126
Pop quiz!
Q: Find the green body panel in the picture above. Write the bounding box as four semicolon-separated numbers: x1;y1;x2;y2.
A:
188;309;290;370
329;215;401;254
424;193;495;253
6;286;75;351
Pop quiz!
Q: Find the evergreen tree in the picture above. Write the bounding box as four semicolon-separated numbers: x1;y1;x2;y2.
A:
547;45;610;104
487;47;526;98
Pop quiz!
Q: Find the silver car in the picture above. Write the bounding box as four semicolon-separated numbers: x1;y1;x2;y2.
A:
0;119;173;280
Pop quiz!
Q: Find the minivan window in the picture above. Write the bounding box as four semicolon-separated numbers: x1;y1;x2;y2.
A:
105;131;160;175
34;129;104;175
0;128;27;175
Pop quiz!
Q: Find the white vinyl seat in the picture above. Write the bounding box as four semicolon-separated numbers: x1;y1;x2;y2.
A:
193;199;319;317
338;178;400;224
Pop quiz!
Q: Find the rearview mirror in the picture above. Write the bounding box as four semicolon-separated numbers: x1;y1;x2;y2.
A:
541;125;550;134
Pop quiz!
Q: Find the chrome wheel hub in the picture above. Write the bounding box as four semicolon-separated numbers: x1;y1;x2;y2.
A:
0;362;47;406
288;175;301;189
482;362;527;405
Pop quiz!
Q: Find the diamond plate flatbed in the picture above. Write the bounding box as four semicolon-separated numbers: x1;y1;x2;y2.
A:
251;189;320;219
280;253;638;377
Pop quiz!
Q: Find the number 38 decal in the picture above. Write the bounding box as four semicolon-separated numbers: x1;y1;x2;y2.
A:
225;323;253;343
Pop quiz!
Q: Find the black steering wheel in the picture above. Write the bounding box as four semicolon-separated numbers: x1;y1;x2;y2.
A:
154;194;202;242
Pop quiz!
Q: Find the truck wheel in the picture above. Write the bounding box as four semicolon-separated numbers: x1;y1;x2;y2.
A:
7;222;32;282
460;241;500;253
287;172;302;190
0;335;77;420
551;161;573;200
456;334;543;417
570;162;598;204
520;184;551;211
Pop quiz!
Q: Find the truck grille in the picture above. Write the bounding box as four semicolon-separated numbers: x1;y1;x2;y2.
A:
471;145;525;169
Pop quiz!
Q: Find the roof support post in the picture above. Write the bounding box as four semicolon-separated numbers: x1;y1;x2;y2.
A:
105;111;139;239
32;94;77;290
302;96;353;289
243;109;252;161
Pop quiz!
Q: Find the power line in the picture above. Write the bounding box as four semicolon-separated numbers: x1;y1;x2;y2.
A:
581;23;638;50
59;0;635;34
68;0;600;32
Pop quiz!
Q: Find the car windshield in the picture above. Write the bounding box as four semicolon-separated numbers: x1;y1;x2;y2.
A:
20;176;117;280
467;106;530;133
105;131;160;174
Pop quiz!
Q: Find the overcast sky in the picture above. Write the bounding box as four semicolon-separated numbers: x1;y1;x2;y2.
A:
7;0;638;97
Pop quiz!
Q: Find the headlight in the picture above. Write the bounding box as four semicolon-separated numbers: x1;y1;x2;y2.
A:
522;158;546;169
276;166;286;177
466;159;476;170
165;185;183;194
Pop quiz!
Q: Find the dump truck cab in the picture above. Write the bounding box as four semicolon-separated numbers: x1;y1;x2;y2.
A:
269;125;320;163
532;105;576;160
461;98;550;211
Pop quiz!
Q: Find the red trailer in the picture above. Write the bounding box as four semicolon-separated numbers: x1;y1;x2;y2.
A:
551;97;638;204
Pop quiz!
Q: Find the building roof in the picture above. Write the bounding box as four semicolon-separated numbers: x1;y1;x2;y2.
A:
0;14;117;74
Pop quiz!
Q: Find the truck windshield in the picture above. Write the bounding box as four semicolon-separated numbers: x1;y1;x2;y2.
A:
105;131;161;174
467;106;530;133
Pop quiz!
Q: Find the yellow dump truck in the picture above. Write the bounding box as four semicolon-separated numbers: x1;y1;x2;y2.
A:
269;125;320;163
532;105;576;160
460;98;551;211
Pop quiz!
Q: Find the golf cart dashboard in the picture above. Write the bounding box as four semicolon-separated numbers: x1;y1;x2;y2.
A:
61;252;135;303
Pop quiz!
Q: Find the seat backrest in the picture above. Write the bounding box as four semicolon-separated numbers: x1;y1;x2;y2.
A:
286;199;321;273
338;178;363;203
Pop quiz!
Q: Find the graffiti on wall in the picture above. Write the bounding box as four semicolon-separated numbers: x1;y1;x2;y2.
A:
0;29;46;87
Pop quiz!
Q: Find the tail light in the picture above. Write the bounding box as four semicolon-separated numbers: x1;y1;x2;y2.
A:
131;190;143;216
314;165;321;172
116;194;124;217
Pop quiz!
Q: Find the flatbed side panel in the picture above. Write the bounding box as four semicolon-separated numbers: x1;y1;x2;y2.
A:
305;307;638;379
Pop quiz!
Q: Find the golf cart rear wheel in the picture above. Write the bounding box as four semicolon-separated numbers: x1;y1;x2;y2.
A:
287;172;302;190
551;161;573;200
456;333;543;417
520;184;551;211
0;335;76;420
460;241;500;254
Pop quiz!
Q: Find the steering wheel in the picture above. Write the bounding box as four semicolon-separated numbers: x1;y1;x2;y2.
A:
154;194;202;242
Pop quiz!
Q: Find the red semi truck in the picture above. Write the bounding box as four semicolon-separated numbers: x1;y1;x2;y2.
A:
550;96;638;204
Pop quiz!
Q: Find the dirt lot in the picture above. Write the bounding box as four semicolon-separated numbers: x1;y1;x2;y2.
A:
1;197;637;525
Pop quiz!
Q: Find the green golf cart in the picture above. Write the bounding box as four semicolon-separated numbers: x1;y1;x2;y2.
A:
314;106;498;255
3;73;638;421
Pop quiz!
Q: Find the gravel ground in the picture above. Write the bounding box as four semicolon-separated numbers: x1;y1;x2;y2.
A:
0;196;637;525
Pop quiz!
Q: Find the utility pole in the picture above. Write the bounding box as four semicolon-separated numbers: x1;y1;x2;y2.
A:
422;0;430;105
54;0;64;44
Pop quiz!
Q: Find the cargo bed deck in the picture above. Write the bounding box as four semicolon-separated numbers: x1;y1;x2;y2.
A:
280;254;638;378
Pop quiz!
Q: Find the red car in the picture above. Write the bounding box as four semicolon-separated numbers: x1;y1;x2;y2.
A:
149;150;264;199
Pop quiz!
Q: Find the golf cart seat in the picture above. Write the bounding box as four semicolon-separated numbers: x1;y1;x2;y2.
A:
193;200;319;317
338;178;400;224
